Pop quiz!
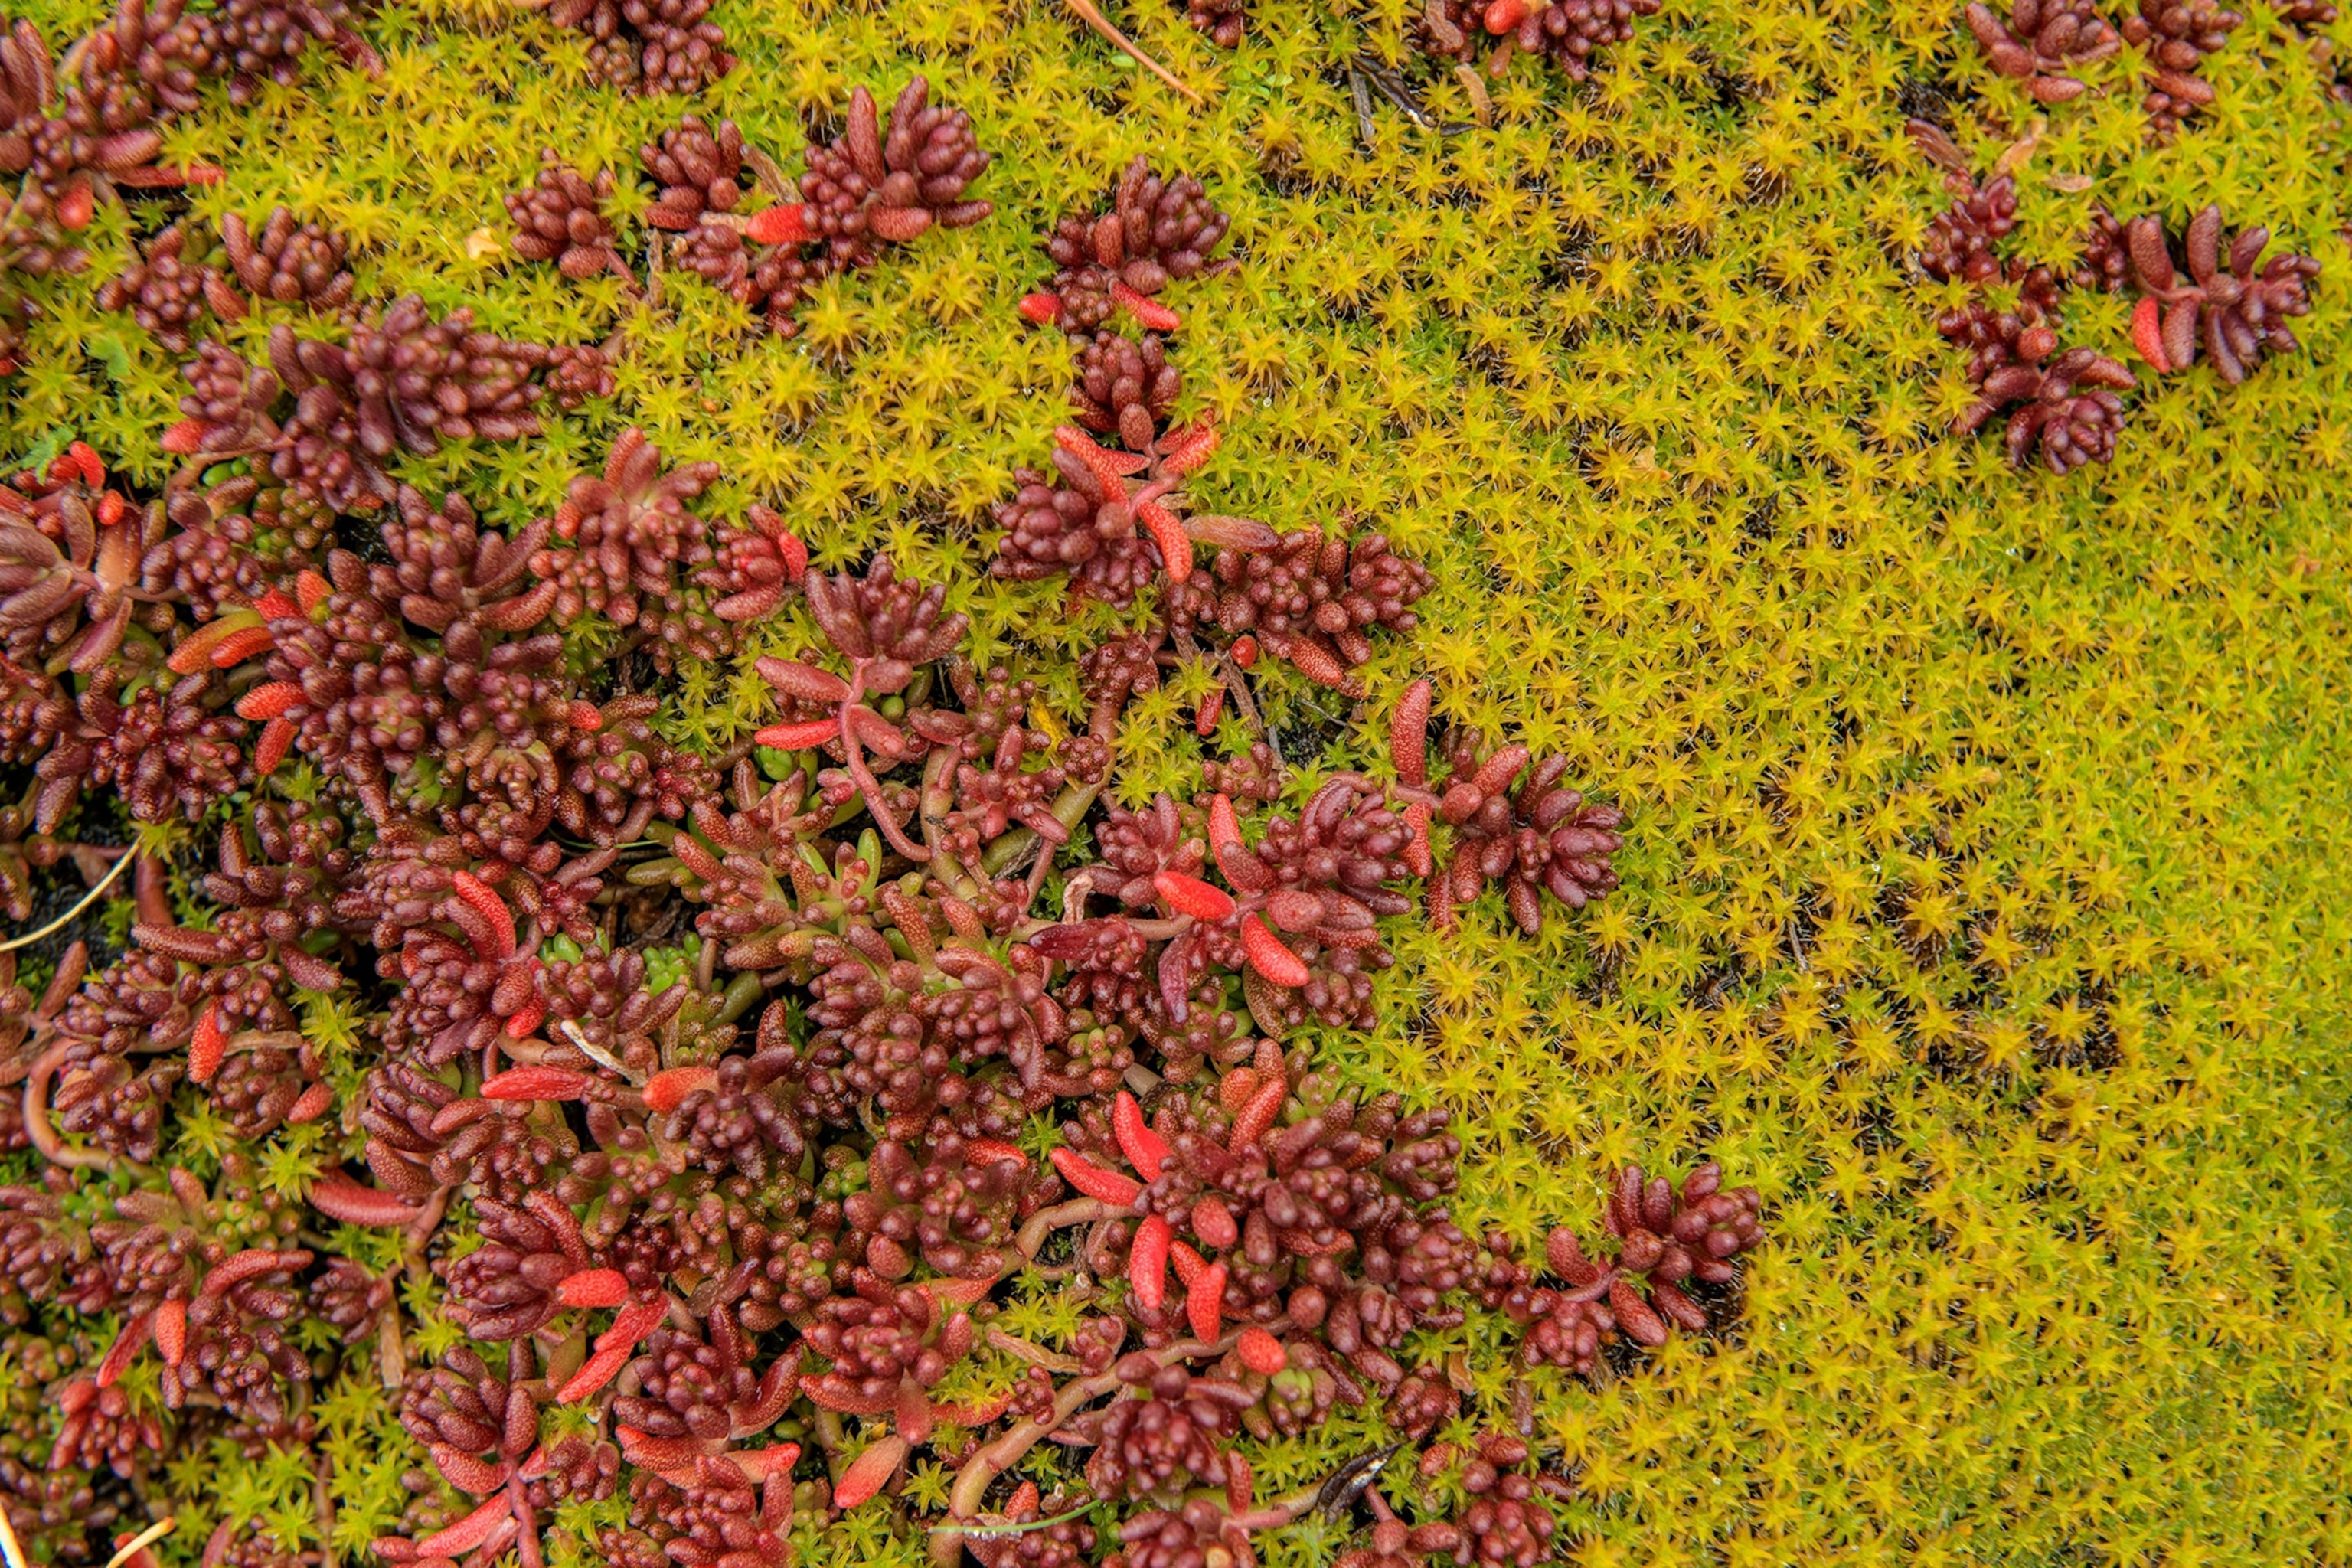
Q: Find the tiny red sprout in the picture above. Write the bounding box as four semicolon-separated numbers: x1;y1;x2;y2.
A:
567;700;603;731
234;681;304;720
1485;0;1529;29
1153;870;1236;922
1018;292;1064;325
776;528;808;582
66;442;103;487
96;490;125;526
2131;296;2171;374
1112;1090;1171;1181
414;1495;514;1559
1240;915;1310;988
1137;499;1194;582
503;1000;545;1040
296;570;332;612
449;871;517;960
189;1003;226;1084
161;417;210;455
307;1171;426;1227
154;1298;187;1367
1227;1075;1288;1155
1130;1214;1173;1311
834;1433;910;1510
1192;1194;1239;1250
556;1268;631;1308
1009;1481;1040;1519
1230;635;1258;668
754;717;841;750
642;1064;718;1112
1110;277;1181;332
57;180;93;230
964;1138;1029;1168
1187;1261;1227;1342
286;1082;335;1123
1169;1240;1206;1287
253;588;302;621
1050;1146;1143;1205
96;1311;153;1387
180;163;224;185
746;202;816;246
255;717;295;777
1218;1067;1260;1115
206;626;276;668
1236;1326;1287;1376
481;1064;591;1101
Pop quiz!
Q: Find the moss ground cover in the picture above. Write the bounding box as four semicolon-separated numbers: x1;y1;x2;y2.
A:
0;0;2347;1562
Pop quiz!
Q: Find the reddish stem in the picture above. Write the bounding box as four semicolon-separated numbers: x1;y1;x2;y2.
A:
508;1472;544;1568
23;1042;113;1171
839;667;929;861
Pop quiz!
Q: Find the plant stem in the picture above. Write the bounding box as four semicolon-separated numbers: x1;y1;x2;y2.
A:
1060;0;1203;102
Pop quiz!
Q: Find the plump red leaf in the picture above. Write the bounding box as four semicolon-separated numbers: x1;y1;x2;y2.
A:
234;681;304;720
835;1433;910;1509
1112;1090;1171;1181
1236;1325;1286;1375
309;1172;425;1227
189;1003;225;1085
1187;1261;1227;1342
1227;1074;1288;1154
556;1268;631;1308
1050;1146;1142;1205
481;1064;590;1101
1240;915;1309;988
1191;1195;1239;1251
154;1298;186;1367
1110;277;1181;331
1129;1214;1173;1311
746;202;816;246
1152;870;1235;922
642;1064;719;1112
2129;296;2170;374
755;717;841;750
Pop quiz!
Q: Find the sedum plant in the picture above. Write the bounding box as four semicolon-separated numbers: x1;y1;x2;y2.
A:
0;0;2345;1563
